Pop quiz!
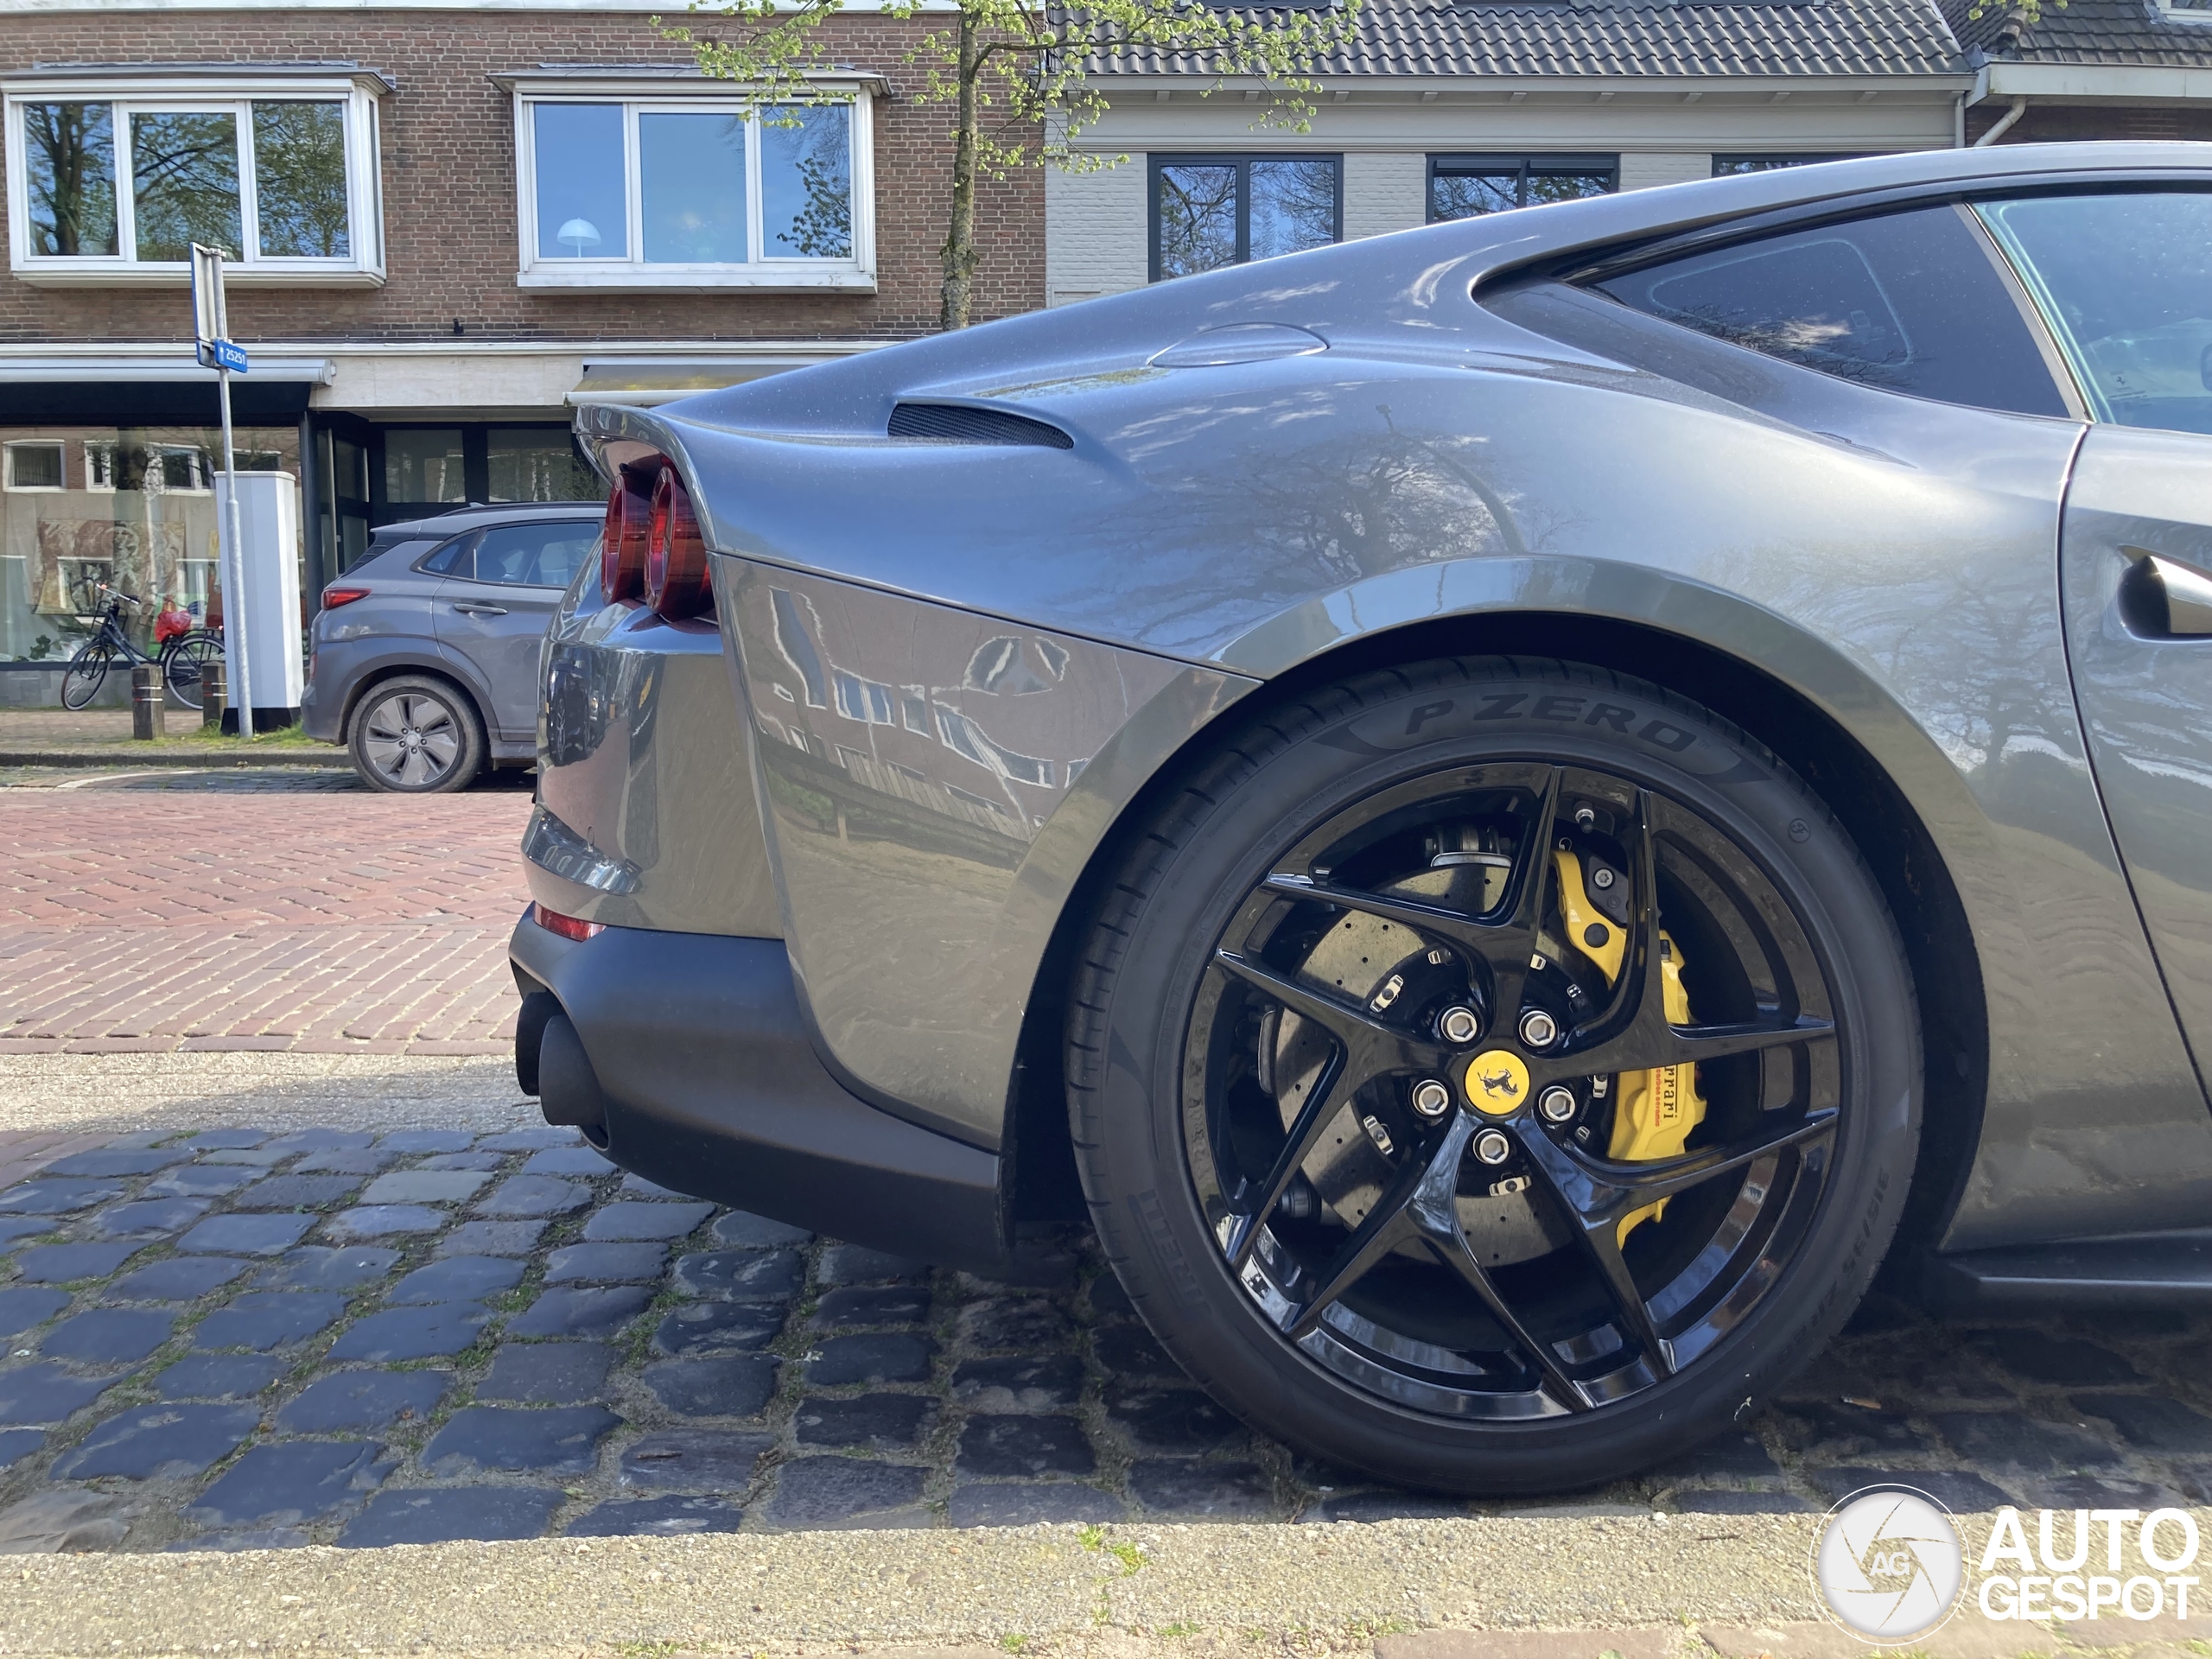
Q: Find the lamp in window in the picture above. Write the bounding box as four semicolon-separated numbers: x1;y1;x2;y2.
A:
556;218;603;257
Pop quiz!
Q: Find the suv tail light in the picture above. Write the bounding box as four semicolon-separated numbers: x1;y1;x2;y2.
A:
645;464;711;620
322;585;371;609
532;901;604;942
601;461;655;602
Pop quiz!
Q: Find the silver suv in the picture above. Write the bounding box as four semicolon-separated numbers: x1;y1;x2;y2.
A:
301;503;600;793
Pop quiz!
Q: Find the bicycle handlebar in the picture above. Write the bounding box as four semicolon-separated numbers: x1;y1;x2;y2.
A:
94;583;143;608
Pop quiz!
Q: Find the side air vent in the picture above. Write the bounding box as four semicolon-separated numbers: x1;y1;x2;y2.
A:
888;403;1075;449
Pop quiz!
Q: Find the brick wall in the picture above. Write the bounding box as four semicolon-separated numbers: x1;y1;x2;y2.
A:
0;12;1045;346
1965;100;2212;143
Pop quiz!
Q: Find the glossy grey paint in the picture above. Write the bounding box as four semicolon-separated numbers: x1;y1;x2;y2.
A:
715;556;1249;1147
2061;425;2212;1074
527;569;780;939
577;143;2212;1249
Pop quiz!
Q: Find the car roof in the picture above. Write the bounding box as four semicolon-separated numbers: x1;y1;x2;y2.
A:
371;500;604;546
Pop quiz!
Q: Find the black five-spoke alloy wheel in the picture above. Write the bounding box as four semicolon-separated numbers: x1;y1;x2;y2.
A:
1067;658;1920;1492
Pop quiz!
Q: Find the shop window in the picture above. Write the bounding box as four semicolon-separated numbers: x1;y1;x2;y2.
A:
385;430;467;506
511;84;875;290
488;429;596;503
3;71;386;285
3;442;64;492
1151;156;1340;281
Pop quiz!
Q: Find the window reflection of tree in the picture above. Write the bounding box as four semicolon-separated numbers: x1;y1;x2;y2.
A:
130;111;241;261
1249;160;1335;260
1159;164;1237;277
25;103;118;255
768;107;852;257
253;102;349;257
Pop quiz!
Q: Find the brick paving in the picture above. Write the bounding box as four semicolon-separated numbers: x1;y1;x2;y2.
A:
0;783;532;1058
0;1120;2206;1550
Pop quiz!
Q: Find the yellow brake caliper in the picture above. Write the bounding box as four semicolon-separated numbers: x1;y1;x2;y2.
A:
1554;850;1706;1246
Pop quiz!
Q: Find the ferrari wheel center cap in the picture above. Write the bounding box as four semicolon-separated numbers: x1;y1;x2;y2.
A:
1465;1050;1532;1116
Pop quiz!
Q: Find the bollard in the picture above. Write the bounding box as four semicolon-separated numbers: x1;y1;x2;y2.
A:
201;660;227;733
131;664;165;741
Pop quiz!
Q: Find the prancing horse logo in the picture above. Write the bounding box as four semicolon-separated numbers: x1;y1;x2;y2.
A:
1465;1050;1531;1116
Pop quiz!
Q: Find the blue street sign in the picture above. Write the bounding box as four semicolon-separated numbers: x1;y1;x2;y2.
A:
211;339;249;374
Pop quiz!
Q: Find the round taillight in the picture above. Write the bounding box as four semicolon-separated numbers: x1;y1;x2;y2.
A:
645;464;710;619
600;462;655;602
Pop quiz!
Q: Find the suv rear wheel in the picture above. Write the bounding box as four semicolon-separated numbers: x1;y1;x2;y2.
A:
350;676;485;794
1065;657;1919;1493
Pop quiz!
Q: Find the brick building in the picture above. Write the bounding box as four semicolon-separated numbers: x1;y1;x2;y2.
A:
0;8;1040;664
1949;0;2212;143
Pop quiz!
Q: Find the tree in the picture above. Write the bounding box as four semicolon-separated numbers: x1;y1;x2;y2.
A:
659;0;1360;330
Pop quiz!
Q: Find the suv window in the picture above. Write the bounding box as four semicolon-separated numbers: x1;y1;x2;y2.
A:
473;522;597;588
1978;191;2212;437
419;534;474;576
1592;204;2070;417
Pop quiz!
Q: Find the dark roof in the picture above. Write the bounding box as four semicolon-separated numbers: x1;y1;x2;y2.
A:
1945;0;2212;65
1097;0;1968;79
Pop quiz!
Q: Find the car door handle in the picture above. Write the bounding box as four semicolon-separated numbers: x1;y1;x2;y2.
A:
2121;549;2212;638
451;602;509;618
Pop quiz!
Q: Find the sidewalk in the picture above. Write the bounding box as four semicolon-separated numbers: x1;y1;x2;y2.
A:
0;709;350;768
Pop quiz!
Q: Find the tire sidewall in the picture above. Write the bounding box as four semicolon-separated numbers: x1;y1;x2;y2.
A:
349;677;484;794
1081;662;1919;1493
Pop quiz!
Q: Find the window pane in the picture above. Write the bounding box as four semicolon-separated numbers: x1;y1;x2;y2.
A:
1157;162;1238;278
385;429;467;504
253;101;349;257
533;104;626;259
761;105;852;258
1980;192;2212;436
23;103;118;256
1713;155;1866;176
487;429;598;503
640;111;747;263
420;535;474;577
473;522;598;588
130;110;240;262
6;444;65;490
1526;168;1614;206
1431;168;1520;222
1596;206;2069;417
1249;160;1337;261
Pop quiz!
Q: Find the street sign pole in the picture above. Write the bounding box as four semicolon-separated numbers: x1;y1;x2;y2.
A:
191;245;253;741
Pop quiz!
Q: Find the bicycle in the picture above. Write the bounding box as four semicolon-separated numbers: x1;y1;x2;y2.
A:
59;585;226;712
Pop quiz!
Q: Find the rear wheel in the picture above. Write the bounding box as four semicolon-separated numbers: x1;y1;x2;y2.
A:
1065;658;1919;1493
161;631;224;710
349;676;484;794
60;644;112;711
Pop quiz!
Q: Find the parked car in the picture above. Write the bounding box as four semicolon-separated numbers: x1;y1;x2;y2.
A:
302;503;603;792
510;144;2212;1493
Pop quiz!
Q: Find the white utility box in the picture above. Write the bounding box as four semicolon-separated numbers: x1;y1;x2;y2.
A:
215;470;304;716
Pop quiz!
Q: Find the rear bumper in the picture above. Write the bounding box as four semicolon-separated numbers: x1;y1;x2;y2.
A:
508;915;1009;1274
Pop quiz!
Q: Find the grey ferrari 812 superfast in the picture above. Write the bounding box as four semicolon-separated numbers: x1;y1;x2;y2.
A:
510;143;2212;1492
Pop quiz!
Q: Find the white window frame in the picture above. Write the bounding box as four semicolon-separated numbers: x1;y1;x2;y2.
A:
2;440;66;493
2;69;387;288
506;73;877;293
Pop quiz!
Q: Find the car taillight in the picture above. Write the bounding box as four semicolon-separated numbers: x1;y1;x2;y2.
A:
322;586;371;609
645;464;711;620
532;901;604;943
601;461;655;602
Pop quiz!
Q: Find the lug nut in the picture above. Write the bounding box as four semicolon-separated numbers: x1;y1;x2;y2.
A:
1472;1128;1513;1166
1518;1008;1560;1049
1411;1079;1453;1120
1437;1005;1482;1046
1537;1085;1578;1124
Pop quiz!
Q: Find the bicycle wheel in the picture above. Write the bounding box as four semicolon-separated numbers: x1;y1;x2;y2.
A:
60;644;112;711
162;631;224;711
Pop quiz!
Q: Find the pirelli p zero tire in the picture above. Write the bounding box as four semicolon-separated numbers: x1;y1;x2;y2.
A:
1065;657;1920;1494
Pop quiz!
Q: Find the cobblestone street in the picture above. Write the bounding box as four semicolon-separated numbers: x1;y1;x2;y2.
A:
0;1116;2209;1550
1;773;2209;1562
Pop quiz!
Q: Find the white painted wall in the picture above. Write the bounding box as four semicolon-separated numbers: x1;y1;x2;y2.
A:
1341;151;1428;240
1618;151;1715;191
1046;160;1148;307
